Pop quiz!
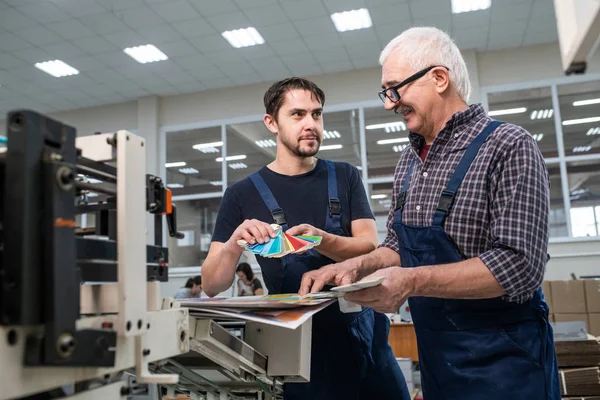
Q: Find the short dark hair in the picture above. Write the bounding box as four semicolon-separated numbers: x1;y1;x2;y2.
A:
263;77;325;121
236;262;254;280
184;275;202;288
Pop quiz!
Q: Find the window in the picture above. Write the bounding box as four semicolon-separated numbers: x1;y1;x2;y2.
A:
319;109;361;166
558;81;600;156
568;159;600;237
547;164;568;238
365;106;407;179
487;87;558;159
226;122;274;186
166;126;223;195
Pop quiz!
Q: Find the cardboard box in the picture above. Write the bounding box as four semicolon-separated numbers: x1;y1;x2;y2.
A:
549;313;555;322
589;313;600;338
585;280;600;313
555;313;590;331
542;281;553;313
550;281;587;313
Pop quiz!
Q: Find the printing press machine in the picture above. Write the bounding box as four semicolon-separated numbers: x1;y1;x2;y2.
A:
0;110;312;400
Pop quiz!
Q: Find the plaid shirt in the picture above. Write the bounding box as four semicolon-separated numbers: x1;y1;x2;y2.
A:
380;104;550;303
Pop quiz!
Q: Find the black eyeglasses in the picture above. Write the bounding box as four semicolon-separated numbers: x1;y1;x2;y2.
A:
378;65;448;103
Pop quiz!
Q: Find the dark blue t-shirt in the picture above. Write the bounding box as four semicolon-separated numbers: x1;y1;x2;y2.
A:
212;159;373;293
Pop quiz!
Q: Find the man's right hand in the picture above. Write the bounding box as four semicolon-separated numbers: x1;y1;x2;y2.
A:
226;219;277;248
298;259;362;296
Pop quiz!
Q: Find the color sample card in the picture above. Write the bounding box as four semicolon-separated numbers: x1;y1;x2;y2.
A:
237;224;322;258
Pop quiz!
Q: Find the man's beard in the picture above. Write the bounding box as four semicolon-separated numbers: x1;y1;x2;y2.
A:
280;132;320;157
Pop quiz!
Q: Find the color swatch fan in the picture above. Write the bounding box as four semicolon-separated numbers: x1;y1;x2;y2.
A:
237;224;322;258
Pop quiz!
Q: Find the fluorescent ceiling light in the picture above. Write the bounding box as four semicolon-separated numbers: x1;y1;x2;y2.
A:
210;181;223;186
193;141;223;154
573;146;592;153
123;44;167;64
563;116;600;125
530;109;553;120
393;144;408;152
451;0;491;14
222;27;264;48
166;183;183;188
179;167;199;174
331;8;372;32
488;107;527;116
587;127;600;135
216;155;247;162
165;161;186;168
323;130;341;139
377;137;409;145
371;194;387;199
255;139;276;148
34;60;79;78
320;144;343;150
532;134;544;141
573;98;600;106
229;163;248;170
366;122;406;131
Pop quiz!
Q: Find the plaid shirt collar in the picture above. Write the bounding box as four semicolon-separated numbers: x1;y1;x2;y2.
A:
408;104;488;153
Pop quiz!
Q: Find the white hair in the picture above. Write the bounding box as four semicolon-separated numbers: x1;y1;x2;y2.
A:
379;27;471;102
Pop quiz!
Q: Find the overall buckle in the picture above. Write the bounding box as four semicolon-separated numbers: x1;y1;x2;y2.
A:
437;190;456;213
328;198;341;216
271;208;287;225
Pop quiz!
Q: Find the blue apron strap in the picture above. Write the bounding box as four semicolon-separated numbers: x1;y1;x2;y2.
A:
324;160;342;231
432;120;503;227
394;159;417;222
248;172;289;230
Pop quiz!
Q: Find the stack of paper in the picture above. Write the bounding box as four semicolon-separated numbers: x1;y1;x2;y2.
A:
237;224;322;258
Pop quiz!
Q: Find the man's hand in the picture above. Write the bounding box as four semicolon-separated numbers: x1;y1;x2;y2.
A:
298;259;361;296
226;219;277;249
286;223;323;237
344;267;415;313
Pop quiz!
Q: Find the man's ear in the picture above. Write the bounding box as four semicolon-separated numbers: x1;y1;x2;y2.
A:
432;67;450;95
263;114;278;134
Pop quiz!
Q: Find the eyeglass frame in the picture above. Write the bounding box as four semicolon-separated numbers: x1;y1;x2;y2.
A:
378;65;449;103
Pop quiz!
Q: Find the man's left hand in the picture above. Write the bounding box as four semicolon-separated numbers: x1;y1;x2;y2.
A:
344;267;415;313
286;223;323;237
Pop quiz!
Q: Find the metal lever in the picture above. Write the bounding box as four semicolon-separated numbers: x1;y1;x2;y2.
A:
166;204;184;239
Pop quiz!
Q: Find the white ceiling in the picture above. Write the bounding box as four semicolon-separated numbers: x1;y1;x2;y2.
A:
0;0;558;116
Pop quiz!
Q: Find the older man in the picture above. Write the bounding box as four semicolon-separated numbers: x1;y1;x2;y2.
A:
300;27;560;399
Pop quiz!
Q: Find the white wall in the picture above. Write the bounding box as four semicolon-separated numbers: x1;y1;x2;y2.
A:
51;101;138;135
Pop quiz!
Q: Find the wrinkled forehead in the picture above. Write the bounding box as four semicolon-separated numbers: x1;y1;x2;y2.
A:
381;53;412;87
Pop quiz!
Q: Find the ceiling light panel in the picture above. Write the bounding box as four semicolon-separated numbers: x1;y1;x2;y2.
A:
377;138;410;145
451;0;491;14
366;122;407;132
323;130;341;139
393;144;409;152
35;60;79;78
179;167;199;174
229;163;248;169
222;27;265;48
255;139;277;148
587;127;600;135
165;161;186;168
216;155;247;162
573;146;592;153
320;144;343;150
573;98;600;106
563;116;600;125
532;134;544;141
331;8;372;32
193;141;223;154
371;194;387;199
124;44;168;64
530;109;554;120
488;107;527;116
167;183;183;188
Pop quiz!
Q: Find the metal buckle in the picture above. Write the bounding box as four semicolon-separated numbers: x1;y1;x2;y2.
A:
328;198;341;216
271;208;287;225
437;190;455;213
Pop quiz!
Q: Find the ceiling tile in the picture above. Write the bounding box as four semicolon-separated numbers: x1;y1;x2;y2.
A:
289;64;323;77
13;26;63;47
70;55;110;72
104;78;143;93
451;9;491;28
187;65;228;80
95;93;128;104
103;30;147;48
531;0;555;18
16;3;71;24
189;35;231;53
320;60;354;74
487;34;524;51
238;44;276;60
78;13;131;35
217;63;256;77
171;81;207;93
453;27;490;45
201;77;234;89
163;70;198;85
229;72;263;86
44;42;88;59
0;32;34;52
281;0;329;21
258;68;292;81
453;35;488;50
490;20;528;39
413;15;452;33
119;7;166;29
72;36;119;55
207;11;251;32
491;2;533;23
233;0;278;8
345;41;382;59
522;29;558;46
409;0;451;18
172;54;214;70
8;66;44;81
339;29;379;45
83;68;126;83
243;4;289;26
365;0;409;5
281;52;319;68
294;16;337;37
150;0;201;22
0;8;39;31
157;39;199;57
350;56;379;70
270;38;310;56
304;34;343;51
369;3;410;25
189;0;239;16
58;0;107;17
99;0;145;10
258;23;300;42
172;18;218;38
250;57;287;72
323;0;368;13
45;19;97;40
374;21;413;44
312;48;350;64
13;47;53;64
0;53;29;70
203;49;246;64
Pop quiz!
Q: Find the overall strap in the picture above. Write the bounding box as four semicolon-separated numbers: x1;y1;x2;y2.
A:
249;172;288;230
324;160;342;231
432;120;503;227
394;159;417;222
